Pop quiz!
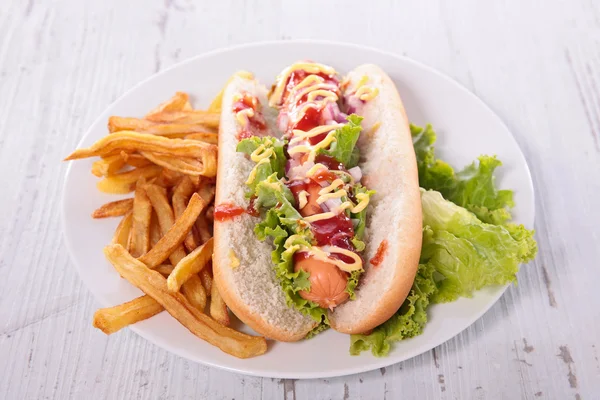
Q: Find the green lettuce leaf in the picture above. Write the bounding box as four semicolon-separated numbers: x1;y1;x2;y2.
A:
237;136;287;196
319;114;363;168
346;269;362;300
349;124;538;357
411;124;514;224
350;184;376;240
420;190;536;302
350;261;436;356
252;175;328;323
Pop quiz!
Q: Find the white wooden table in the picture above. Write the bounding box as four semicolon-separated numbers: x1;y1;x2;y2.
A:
1;0;599;398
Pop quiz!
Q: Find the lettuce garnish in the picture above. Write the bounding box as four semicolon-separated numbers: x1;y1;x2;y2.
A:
251;174;329;325
237;136;287;196
349;124;538;357
319;114;363;168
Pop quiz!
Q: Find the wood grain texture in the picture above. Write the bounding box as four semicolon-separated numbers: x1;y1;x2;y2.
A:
1;0;599;398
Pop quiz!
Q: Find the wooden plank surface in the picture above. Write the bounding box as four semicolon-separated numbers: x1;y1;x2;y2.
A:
1;0;599;398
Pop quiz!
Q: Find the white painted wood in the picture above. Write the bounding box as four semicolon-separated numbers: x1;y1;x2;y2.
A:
0;0;598;398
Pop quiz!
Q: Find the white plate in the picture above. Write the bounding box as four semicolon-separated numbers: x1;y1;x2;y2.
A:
62;41;534;379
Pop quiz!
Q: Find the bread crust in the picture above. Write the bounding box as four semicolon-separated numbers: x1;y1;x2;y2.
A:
213;73;316;342
214;65;422;339
328;64;422;334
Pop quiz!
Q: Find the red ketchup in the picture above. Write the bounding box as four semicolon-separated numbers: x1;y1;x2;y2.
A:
232;92;267;140
370;240;389;267
275;65;365;309
213;203;245;221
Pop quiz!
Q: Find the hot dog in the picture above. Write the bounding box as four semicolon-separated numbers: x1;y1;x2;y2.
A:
213;62;422;341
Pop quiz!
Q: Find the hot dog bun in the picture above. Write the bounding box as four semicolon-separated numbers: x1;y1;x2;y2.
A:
328;64;422;334
213;73;317;342
213;65;422;340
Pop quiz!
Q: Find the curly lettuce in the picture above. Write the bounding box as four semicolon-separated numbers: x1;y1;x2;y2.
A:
350;124;537;356
237;136;287;196
252;174;329;326
319;114;363;168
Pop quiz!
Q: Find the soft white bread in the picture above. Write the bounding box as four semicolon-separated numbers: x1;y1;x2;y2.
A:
213;73;317;342
328;64;422;334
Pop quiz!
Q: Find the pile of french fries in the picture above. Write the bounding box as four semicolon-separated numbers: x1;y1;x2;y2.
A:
64;92;267;358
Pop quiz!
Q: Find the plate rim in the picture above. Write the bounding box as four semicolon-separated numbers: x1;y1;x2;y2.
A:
61;39;535;379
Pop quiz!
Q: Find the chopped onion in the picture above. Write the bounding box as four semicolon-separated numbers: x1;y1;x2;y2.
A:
348;166;362;182
288;159;314;180
277;112;289;131
324;197;343;212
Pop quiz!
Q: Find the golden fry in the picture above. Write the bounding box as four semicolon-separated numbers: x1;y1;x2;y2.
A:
199;266;213;296
96;165;162;194
129;180;152;257
145;92;189;117
172;177;200;252
92;198;134;219
149;211;161;247
155;264;174;276
139;192;203;268
104;244;267;358
120;152;152;168
93;295;164;334
185;132;218;145
140;151;216;177
109;117;215;137
195;214;212;244
181;275;207;311
144;184;187;265
153;168;183;188
194;183;216;243
144;110;220;128
91;154;126;177
64;131;216;161
112;212;133;247
205;204;214;223
210;279;230;326
168;238;213;292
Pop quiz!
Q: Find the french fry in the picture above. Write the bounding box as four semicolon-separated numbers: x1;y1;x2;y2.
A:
145;92;189;117
91;154;126;177
155;264;174;276
145;110;220;128
149;211;161;247
108;117;215;137
144;184;188;265
97;165;162;194
92;295;164;334
195;214;212;244
120;152;152;168
168;238;213;292
181;276;207;311
129;180;152;257
138;193;203;268
112;212;133;247
205;204;214;223
172;177;200;252
210;279;230;326
155;253;207;311
92;198;134;218
199;266;213;295
185;132;218;145
104;244;267;358
140;151;216;177
154;168;183;188
64;131;216;161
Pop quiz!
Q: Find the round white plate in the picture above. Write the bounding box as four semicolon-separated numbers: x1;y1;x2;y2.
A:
62;41;534;379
